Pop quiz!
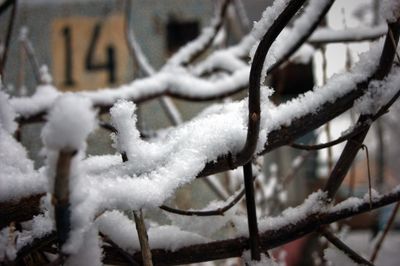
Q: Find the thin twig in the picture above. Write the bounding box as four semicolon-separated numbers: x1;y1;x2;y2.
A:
160;180;249;216
319;227;375;266
0;0;17;80
133;210;153;266
361;144;373;209
370;201;400;262
20;30;42;84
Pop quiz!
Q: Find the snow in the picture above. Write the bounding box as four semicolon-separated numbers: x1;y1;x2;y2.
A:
41;94;97;151
97;210;208;252
354;66;400;115
163;0;226;68
0;89;17;134
3;1;400;264
233;190;329;237
64;226;102;266
48;35;390;253
309;24;387;44
242;251;279;266
380;0;400;22
11;83;60;118
0;127;47;202
166;198;239;238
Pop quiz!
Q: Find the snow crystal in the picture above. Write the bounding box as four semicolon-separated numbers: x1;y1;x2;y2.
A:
41;94;96;151
380;0;400;22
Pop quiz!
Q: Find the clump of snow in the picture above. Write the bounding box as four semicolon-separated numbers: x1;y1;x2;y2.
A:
242;251;279;266
380;0;400;22
42;94;96;151
10;84;60;118
354;66;400;115
110;100;165;172
330;197;364;213
39;65;53;85
0;88;17;134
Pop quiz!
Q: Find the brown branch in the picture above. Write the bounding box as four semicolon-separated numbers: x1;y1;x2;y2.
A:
53;150;76;249
319;227;375;266
133;210;153;266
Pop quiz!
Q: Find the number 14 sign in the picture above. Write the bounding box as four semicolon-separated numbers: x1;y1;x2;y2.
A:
52;15;130;92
